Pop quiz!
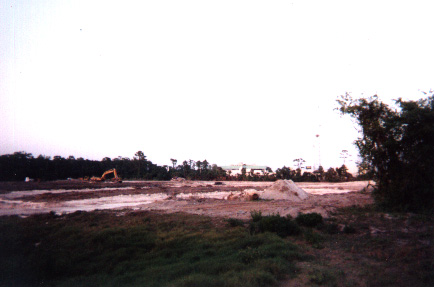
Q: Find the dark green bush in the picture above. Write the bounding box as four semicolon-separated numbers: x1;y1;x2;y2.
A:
343;225;356;234
226;218;244;227
338;94;434;213
295;213;323;228
322;223;340;234
250;210;262;222
309;268;337;285
304;229;324;249
249;213;301;237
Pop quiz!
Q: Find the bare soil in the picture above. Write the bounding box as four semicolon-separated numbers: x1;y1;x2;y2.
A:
0;180;432;286
0;180;373;218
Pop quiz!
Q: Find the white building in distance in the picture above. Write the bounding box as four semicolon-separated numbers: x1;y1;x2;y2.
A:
220;163;271;176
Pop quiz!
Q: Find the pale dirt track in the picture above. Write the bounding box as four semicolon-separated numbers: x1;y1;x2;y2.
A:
0;180;374;218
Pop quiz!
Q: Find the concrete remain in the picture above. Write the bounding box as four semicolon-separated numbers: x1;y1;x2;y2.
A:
227;189;260;201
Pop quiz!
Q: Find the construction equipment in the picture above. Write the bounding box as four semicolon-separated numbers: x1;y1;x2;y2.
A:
90;169;122;183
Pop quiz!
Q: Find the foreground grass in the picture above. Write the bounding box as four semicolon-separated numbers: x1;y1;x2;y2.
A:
1;207;432;287
0;211;306;287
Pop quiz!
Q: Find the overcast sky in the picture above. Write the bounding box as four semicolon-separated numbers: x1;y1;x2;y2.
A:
1;0;433;172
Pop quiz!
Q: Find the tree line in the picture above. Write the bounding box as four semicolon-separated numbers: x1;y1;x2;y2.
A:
0;151;170;181
274;165;355;182
0;150;360;183
0;151;233;182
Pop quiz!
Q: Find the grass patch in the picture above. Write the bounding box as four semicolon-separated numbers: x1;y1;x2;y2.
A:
0;211;306;287
226;218;245;227
343;225;356;234
308;267;339;286
249;212;301;237
304;229;324;249
321;223;340;235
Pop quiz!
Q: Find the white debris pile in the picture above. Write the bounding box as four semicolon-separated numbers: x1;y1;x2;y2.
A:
227;189;259;201
260;180;308;200
171;177;187;183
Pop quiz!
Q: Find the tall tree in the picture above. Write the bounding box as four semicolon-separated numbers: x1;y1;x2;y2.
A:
170;158;177;169
275;166;293;180
338;93;434;212
325;167;339;182
314;166;325;181
134;151;147;178
196;160;202;173
202;160;209;170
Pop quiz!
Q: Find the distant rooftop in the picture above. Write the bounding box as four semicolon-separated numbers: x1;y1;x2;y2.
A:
220;164;269;170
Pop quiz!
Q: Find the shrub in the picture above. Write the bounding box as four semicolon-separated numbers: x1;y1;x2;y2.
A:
309;268;337;285
172;274;223;287
304;229;324;249
338;94;434;213
322;223;340;234
249;213;301;237
343;225;356;234
226;218;244;227
295;213;323;228
250;210;262;222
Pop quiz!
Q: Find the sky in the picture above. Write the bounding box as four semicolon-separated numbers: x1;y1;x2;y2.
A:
1;0;433;173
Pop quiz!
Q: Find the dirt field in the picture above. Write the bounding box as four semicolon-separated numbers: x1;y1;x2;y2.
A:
1;180;432;286
0;180;373;218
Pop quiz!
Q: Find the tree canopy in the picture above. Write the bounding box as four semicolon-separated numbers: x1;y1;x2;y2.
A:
338;93;434;212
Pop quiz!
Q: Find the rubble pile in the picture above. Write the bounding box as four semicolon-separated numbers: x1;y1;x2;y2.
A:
227;189;259;201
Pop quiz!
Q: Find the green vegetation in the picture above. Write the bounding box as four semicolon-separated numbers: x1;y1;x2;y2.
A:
1;208;433;286
308;267;339;286
343;225;356;234
0;151;360;182
0;211;306;287
295;212;323;228
249;212;301;237
0;151;172;181
274;164;356;183
303;229;325;249
226;218;245;227
338;93;434;212
0;151;229;182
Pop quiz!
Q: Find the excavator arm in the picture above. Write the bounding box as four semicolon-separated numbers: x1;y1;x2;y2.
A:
90;169;122;183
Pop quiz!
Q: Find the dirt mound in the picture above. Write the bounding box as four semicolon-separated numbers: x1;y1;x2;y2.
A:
260;180;308;200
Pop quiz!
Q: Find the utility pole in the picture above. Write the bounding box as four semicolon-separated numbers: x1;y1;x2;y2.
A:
316;134;321;169
340;150;349;165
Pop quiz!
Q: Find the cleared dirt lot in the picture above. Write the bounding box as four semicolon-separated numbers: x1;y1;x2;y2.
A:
1;180;432;286
0;180;373;218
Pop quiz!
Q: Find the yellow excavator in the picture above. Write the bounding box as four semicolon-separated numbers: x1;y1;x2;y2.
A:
90;169;122;183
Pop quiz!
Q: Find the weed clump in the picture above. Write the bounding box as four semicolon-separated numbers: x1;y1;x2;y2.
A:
250;210;263;222
303;229;324;249
309;268;337;285
295;212;323;228
249;213;301;237
343;225;356;234
226;218;244;227
322;223;340;234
